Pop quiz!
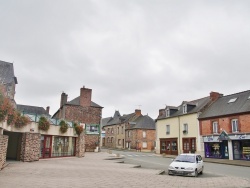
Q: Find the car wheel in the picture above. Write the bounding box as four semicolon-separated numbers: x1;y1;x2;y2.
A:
199;167;203;175
194;169;198;177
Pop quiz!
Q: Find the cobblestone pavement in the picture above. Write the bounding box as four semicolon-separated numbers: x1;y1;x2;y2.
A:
0;152;250;188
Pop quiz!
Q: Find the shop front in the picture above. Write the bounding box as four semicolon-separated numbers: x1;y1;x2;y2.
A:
40;135;76;158
232;136;250;160
160;138;178;155
203;131;250;161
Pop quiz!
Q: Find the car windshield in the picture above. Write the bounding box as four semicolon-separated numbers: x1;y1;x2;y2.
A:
174;155;195;163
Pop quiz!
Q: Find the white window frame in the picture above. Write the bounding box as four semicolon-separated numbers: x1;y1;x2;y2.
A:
166;125;170;134
142;131;146;138
166;108;170;117
231;119;239;133
183;123;188;133
213;121;218;134
183;104;187;114
142;142;147;148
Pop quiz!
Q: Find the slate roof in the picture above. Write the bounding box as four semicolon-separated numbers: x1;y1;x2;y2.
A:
0;60;17;84
105;111;122;125
67;96;102;108
17;104;49;116
101;117;112;127
199;90;250;119
129;115;155;130
157;96;211;120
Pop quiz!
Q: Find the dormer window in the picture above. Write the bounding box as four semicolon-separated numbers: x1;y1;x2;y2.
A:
228;97;237;103
183;104;187;114
166;108;170;117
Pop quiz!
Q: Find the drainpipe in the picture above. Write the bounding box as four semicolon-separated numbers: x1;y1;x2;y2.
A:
178;116;181;154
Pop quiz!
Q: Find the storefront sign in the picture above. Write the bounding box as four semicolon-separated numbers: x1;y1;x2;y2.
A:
85;124;100;135
218;130;230;141
203;136;220;142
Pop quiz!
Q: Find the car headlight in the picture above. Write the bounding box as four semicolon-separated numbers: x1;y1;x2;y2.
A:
186;167;193;170
168;166;174;170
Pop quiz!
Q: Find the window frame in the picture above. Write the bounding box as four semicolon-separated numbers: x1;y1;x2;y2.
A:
183;123;188;133
212;121;218;134
231;119;239;133
142;131;146;138
166;125;170;134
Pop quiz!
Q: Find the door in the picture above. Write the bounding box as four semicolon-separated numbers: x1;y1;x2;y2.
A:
40;135;52;158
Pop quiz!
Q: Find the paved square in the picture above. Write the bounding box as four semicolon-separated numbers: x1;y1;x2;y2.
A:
0;152;249;188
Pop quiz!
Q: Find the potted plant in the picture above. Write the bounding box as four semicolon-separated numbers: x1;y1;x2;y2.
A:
183;130;187;134
14;112;30;128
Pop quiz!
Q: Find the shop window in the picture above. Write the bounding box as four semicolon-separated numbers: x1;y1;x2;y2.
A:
166;125;170;134
51;136;75;157
142;142;147;148
172;141;177;151
213;121;218;134
143;131;146;138
231;119;239;133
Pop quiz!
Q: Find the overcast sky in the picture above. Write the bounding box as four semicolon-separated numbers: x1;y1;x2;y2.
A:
1;0;250;119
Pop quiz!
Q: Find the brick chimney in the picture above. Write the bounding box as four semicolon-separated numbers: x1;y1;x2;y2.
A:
60;92;68;107
46;106;50;114
80;86;92;107
159;109;165;117
135;109;141;116
210;91;223;101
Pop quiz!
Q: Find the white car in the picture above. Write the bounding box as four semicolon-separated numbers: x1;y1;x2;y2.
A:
168;153;204;177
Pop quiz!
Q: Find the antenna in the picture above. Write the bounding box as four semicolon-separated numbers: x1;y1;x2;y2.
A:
136;105;142;109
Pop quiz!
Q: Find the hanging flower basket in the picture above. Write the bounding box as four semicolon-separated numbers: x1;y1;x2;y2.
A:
75;124;84;135
14;113;30;128
38;116;50;131
59;120;68;133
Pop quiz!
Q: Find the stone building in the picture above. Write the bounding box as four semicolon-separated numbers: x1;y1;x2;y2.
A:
52;86;103;151
103;109;156;151
0;61;85;171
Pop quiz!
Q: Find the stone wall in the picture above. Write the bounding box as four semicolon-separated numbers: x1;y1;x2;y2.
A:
20;133;40;162
76;133;85;157
0;135;8;170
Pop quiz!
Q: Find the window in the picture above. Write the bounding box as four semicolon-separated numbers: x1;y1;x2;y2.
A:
107;137;110;143
213;121;218;134
128;131;130;138
143;131;146;138
122;126;124;134
111;137;113;143
232;119;239;132
166;125;170;134
111;128;114;134
117;127;119;134
183;104;187;114
228;98;237;103
118;139;121;145
142;142;147;148
183;123;188;133
107;128;110;134
166;109;170;117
